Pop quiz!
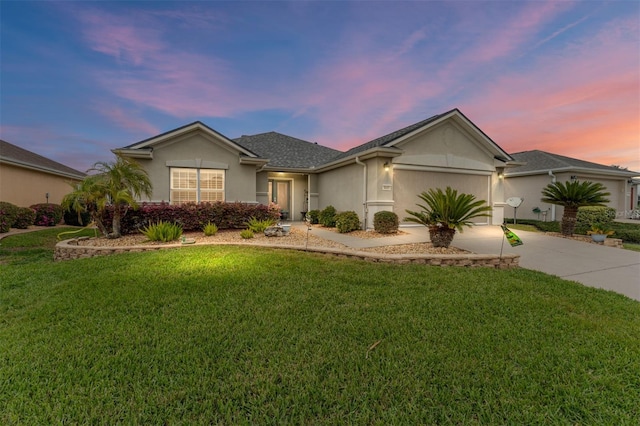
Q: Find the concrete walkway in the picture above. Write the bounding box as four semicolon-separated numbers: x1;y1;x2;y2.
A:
299;223;640;302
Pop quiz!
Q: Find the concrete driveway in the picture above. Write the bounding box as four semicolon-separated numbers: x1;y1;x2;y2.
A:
442;226;640;301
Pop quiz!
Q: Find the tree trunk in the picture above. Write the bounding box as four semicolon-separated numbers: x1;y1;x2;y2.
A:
110;208;122;239
429;226;456;248
90;212;109;238
561;206;578;236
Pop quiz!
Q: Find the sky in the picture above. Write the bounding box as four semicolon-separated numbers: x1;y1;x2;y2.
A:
1;0;639;173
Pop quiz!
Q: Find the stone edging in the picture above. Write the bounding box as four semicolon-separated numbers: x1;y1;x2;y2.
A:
54;238;519;269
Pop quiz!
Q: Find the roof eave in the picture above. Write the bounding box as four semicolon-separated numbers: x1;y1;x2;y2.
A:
0;158;86;180
314;147;402;172
112;148;153;159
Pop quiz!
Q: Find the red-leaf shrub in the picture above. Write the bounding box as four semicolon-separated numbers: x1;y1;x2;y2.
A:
13;207;36;229
101;202;281;235
30;203;63;226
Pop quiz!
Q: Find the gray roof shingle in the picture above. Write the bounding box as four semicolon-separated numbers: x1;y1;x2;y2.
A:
0;139;86;178
507;150;638;176
233;132;342;168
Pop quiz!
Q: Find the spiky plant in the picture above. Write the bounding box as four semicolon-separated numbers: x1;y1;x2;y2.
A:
541;180;610;236
405;187;492;248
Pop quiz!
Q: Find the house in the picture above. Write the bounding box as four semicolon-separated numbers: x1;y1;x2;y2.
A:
0;139;86;206
503;150;639;221
113;108;516;228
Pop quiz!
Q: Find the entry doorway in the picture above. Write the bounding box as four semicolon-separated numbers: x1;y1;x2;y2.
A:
268;179;291;220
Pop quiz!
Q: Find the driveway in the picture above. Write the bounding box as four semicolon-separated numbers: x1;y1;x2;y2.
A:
445;226;640;301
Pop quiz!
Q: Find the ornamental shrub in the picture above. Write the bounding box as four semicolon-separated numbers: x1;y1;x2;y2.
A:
319;205;337;227
240;229;254;239
13;207;36;229
141;221;183;242
30;203;63;226
374;211;399;234
307;210;320;224
246;217;276;233
576;206;616;235
335;211;361;233
0;201;19;232
203;222;218;236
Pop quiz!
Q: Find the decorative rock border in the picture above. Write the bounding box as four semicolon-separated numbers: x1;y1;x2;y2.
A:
54;238;519;269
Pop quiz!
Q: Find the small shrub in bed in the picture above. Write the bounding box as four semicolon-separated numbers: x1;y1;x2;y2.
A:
141;221;183;242
335;211;361;233
246;217;276;233
307;209;320;224
13;207;36;229
240;229;254;239
30;203;63;226
0;201;20;232
203;222;218;236
374;211;399;234
319;205;337;227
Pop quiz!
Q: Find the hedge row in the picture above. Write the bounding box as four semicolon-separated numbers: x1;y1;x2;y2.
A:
100;202;282;235
0;202;63;233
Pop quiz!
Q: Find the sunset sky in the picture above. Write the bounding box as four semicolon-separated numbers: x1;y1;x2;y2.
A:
2;1;639;172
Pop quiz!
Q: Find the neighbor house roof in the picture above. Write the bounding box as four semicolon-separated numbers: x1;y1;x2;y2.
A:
234;132;341;169
0;139;86;179
505;150;639;177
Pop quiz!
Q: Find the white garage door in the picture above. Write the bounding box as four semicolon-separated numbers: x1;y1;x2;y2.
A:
394;170;491;224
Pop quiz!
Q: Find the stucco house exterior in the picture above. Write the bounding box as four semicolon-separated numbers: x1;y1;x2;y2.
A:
0;139;86;207
113;108;516;229
503;150;639;221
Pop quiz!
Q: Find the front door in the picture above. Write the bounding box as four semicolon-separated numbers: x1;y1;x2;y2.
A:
268;180;291;220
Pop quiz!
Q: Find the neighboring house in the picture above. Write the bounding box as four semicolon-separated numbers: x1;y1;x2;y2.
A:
504;150;639;221
113;108;516;228
0;140;86;207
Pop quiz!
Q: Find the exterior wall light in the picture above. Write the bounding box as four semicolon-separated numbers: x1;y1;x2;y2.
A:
383;162;390;171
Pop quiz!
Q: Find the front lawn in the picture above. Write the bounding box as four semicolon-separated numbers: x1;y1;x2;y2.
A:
1;231;639;424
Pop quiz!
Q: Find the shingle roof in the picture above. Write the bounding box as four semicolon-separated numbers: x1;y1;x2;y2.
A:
506;150;638;176
0;139;86;179
331;113;444;161
233;132;342;168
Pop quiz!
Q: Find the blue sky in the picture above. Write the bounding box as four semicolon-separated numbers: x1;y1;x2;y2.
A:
1;0;639;172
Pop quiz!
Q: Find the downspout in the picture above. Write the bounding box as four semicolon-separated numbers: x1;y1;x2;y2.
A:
548;170;556;221
355;156;368;229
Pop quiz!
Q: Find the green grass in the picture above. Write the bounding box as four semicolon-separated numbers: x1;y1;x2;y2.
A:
1;231;639;424
623;243;640;252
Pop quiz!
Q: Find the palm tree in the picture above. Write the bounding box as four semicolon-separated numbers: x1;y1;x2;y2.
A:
62;174;110;237
63;155;152;238
405;187;492;248
541;180;610;236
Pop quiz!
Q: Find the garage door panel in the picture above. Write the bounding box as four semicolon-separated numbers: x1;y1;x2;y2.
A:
395;170;490;224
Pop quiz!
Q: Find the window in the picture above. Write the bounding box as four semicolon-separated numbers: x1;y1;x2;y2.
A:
170;168;224;204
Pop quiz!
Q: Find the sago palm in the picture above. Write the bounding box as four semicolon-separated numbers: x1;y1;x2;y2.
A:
405;187;492;248
540;180;610;236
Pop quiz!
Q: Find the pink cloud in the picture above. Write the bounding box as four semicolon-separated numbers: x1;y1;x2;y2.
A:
92;103;160;136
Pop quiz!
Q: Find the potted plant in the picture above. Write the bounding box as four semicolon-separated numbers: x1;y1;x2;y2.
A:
586;224;614;243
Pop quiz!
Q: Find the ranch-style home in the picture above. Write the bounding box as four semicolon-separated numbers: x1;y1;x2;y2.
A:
114;109;516;229
0;139;86;207
504;151;639;222
112;108;639;229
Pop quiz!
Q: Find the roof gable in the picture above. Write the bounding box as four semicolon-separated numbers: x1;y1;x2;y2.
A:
234;132;341;169
118;121;259;158
506;150;639;177
332;108;513;163
0;139;86;179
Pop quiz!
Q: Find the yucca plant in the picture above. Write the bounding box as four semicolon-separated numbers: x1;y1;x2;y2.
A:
405;187;492;248
141;221;183;242
541;180;610;236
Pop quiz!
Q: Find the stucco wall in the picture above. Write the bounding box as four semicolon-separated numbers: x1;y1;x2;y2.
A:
0;163;80;206
318;163;364;220
138;131;257;203
504;172;630;221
